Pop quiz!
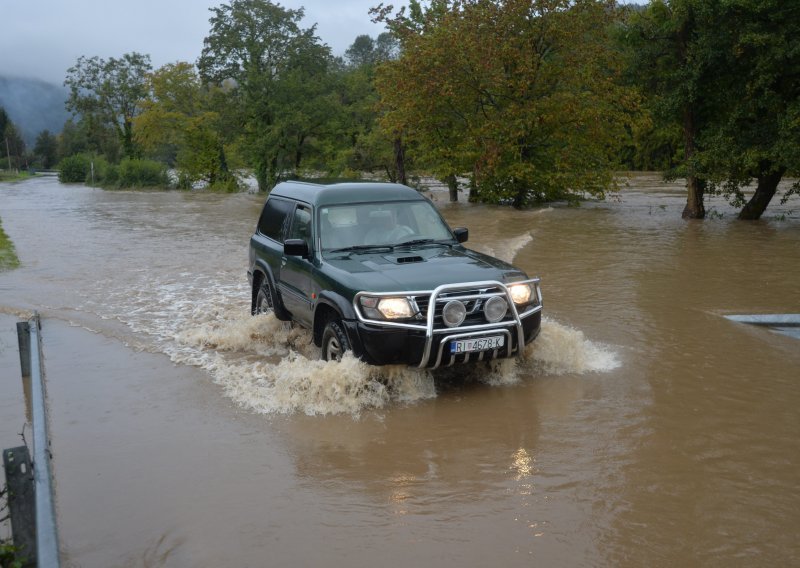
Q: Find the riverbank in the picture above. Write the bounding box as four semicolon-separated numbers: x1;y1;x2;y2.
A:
0;170;35;182
0;217;19;271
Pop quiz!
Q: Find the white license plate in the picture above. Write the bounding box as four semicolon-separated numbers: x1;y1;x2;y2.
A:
450;336;505;354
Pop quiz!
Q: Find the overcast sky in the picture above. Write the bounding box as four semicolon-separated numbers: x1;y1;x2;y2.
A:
0;0;390;85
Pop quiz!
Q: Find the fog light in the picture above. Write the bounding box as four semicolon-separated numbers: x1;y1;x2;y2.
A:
442;300;466;327
484;295;507;322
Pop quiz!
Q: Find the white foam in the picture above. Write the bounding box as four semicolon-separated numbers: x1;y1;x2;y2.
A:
478;232;533;264
77;267;619;415
523;317;621;375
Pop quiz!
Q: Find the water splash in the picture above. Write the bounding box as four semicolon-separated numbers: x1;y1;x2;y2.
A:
524;317;621;375
172;311;437;415
477;232;533;264
76;262;618;416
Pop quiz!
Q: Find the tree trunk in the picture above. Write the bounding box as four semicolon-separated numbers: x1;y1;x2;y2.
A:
122;119;135;159
393;137;407;186
294;134;305;170
738;165;785;220
445;174;458;202
682;176;706;219
681;105;705;219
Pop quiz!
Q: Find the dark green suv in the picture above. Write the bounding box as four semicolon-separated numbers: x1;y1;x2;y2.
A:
248;181;542;369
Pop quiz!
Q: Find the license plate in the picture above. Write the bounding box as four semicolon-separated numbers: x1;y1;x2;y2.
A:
450;336;505;354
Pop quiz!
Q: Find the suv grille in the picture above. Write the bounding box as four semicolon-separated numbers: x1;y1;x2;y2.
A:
412;286;516;328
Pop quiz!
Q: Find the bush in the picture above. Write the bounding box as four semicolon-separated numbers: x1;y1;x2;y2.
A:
115;158;169;188
58;154;90;183
58;155;170;189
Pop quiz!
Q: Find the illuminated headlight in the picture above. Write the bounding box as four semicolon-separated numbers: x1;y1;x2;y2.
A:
442;300;467;327
484;295;508;322
360;296;414;319
508;283;532;305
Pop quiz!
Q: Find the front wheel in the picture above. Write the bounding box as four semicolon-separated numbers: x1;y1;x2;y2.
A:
253;277;290;320
321;320;351;362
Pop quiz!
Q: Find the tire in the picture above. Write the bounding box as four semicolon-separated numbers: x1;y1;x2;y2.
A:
253;276;290;320
321;320;351;362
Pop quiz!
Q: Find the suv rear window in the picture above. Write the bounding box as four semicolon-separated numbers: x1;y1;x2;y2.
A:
257;197;293;241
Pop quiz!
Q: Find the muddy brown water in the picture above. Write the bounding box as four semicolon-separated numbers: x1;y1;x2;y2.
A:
1;174;798;567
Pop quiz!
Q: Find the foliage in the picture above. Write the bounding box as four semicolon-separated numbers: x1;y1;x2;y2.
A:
0;540;24;568
58;153;91;182
33;130;58;169
0;107;26;171
64;52;152;159
198;0;335;191
57;153;168;187
135;62;240;189
325;34;403;181
0;217;20;271
112;158;170;188
621;0;800;219
696;0;800;218
375;0;640;207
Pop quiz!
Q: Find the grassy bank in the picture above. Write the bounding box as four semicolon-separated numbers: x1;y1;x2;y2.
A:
0;170;32;182
0;218;20;271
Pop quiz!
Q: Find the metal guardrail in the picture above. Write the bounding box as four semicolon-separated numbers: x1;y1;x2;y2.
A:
3;313;60;567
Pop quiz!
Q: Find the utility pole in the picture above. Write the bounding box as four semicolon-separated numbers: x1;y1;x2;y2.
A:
5;136;12;171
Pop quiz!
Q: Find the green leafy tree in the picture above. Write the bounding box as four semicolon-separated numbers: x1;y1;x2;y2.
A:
328;33;403;181
198;0;334;191
622;0;799;220
33;130;59;169
135;62;240;188
697;0;800;220
64;52;152;159
1;119;26;172
376;0;639;207
622;0;721;218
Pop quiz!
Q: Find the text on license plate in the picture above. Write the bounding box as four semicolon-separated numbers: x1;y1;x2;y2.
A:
450;336;505;354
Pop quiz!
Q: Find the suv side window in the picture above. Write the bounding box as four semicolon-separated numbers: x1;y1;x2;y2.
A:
287;204;313;250
257;197;293;241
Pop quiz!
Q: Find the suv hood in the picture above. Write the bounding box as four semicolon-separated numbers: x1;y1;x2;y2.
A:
325;245;527;292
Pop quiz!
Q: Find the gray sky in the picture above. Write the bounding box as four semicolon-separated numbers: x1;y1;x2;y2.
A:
0;0;389;84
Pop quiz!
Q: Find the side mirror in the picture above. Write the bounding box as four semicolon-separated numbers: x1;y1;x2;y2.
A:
453;227;469;243
284;239;309;258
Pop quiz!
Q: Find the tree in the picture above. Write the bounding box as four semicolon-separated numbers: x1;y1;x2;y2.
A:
64;52;152;159
622;0;799;220
329;33;404;182
698;0;800;220
33;130;59;169
198;0;334;191
375;0;639;207
135;62;240;188
1;108;26;171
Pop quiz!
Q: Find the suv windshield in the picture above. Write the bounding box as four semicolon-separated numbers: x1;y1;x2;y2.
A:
320;200;454;251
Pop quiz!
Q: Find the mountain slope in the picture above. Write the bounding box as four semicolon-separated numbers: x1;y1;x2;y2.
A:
0;76;70;146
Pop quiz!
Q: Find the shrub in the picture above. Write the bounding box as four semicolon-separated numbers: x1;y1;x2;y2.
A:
58;154;90;183
115;158;169;188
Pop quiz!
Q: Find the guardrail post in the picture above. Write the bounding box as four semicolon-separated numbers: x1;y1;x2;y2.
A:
2;446;35;563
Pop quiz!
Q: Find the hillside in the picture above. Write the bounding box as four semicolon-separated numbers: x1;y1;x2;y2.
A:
0;76;70;146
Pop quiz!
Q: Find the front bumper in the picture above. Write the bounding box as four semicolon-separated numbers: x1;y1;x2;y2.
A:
346;279;542;370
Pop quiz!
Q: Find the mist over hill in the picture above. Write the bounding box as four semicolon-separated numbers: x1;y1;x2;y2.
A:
0;76;70;146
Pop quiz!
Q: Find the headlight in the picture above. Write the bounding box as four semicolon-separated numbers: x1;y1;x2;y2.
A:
508;283;532;305
359;296;414;319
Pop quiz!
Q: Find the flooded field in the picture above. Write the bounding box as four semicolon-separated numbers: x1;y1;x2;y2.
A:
1;174;799;567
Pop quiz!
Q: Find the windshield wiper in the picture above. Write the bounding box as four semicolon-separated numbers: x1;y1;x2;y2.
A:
328;244;395;255
396;238;453;248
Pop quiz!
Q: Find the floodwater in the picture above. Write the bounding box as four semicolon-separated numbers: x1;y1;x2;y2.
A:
0;174;798;567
